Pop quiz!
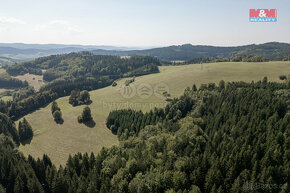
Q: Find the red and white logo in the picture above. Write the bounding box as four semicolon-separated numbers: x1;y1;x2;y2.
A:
249;9;277;22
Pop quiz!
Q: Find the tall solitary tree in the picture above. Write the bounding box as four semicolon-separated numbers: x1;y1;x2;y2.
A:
219;80;225;90
192;84;197;91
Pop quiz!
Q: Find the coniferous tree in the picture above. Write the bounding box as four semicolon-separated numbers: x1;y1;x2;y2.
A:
192;84;197;91
18;118;33;142
219;80;225;90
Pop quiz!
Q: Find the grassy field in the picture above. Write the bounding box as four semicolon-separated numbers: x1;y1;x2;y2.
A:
14;73;44;91
18;61;290;166
0;96;13;102
0;67;44;91
0;67;6;75
0;68;12;100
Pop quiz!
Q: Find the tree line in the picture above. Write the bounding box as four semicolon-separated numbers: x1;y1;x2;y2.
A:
186;55;270;64
0;76;28;89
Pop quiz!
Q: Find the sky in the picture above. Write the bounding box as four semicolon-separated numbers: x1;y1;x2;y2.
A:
0;0;289;47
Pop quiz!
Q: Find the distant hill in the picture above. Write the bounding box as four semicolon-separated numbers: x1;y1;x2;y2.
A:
5;52;161;81
0;56;20;66
0;43;140;51
92;42;290;61
0;43;140;61
1;42;290;62
0;46;90;60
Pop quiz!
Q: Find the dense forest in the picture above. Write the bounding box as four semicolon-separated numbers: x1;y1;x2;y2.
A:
0;79;289;193
0;76;28;89
5;52;160;81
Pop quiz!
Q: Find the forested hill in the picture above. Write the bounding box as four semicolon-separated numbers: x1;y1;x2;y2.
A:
0;53;161;120
92;42;290;61
1;42;290;62
5;52;161;82
0;79;289;192
0;43;134;61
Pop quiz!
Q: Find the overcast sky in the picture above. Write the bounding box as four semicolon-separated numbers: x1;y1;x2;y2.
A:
0;0;289;47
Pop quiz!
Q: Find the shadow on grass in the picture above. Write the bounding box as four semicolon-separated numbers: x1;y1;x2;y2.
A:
55;119;64;125
21;136;33;146
83;119;96;128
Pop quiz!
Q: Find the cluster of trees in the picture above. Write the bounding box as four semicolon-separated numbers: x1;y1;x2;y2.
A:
0;77;115;120
0;76;28;89
0;112;19;145
0;53;162;121
0;79;288;193
11;87;35;101
0;90;59;120
279;75;288;80
0;145;45;193
187;55;269;64
5;52;161;82
51;101;63;124
69;90;91;106
282;56;290;61
18;118;33;143
78;106;93;123
232;55;269;62
0;113;33;145
106;91;194;140
124;77;135;86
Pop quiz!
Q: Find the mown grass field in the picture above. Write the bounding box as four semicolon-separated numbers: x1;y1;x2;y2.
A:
14;73;44;91
19;61;290;166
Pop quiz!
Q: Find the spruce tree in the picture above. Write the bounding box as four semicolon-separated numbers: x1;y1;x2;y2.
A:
18;118;33;142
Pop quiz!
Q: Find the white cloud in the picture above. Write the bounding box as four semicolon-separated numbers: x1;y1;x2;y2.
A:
0;17;26;24
34;19;83;35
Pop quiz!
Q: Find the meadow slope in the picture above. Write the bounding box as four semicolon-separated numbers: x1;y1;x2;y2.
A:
18;61;290;165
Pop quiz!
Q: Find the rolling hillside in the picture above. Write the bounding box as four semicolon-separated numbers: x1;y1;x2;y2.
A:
92;42;290;61
0;56;19;66
18;61;290;165
1;42;290;62
0;43;136;61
